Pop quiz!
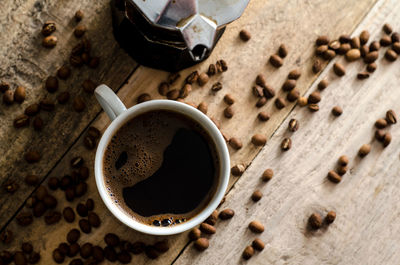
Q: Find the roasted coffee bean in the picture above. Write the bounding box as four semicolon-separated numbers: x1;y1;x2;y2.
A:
14;114;30;128
0;81;9;92
385;48;398;61
154;240;169;253
63;207;75;223
185;71;199;84
3;89;14;104
217;59;228;72
14;251;27;265
224;106;234;118
351;36;361;49
218;209;235;220
253;85;264;97
323;49;335;60
14;86;26;103
357;72;370;80
364;51;379;64
251;190;262;202
70;54;84;67
25;103;40;116
73;97;86;112
275;97;286;109
197;102;208;114
223;94;235;105
327;170;341;183
65;187;75;201
382;23;393;34
375;118;387;129
262;168;274;182
28;251;40;264
366;62;377;73
33;202;46;218
104;246;117;261
60;175;72;190
80;79;96;94
337;43;351;55
288;119;299;132
316;45;328;55
338;155;349;167
87;126;100;139
56;91;70;104
56;65;71;80
333;63;346;76
43;195;57;208
70;157;83;168
331;106;343;116
298;97;308;106
80;243;93;259
69;258;83;265
269;54;283;67
117;250;132;264
16;212;33;226
67;229;81;244
205;210;218;226
91;246;104;262
258;111;270;122
189;228;201;241
345;49;361;61
340;34;351;43
166;89;179;100
256;96;267;107
325;211;336;224
53;249;65;263
316;35;329;46
281;138;292;151
309;213;322;229
252;238;265;251
248;220;264;233
256;74;266;87
251;134;266;146
383;132;392;147
105;233;120;247
83;135;96;150
40;98;55;111
88;212;100;228
380;35;392;46
128;241;145;255
43;35;57;48
194;238;209;251
76;203;88;217
42;21;56;36
312;59;322;73
228;137;242;150
165;72;180;85
0;229;13;244
25;150;41;163
337;166;348;176
206;64;216;76
369;41;380;52
78;167;89;181
68;243;80;258
392;32;400;43
242;246;254;260
278;44;288;58
44;76;58;93
386;109;397;124
197;73;209;86
32;116;44;131
45;211;62;225
58;243;69;255
209;82;222;93
359;30;369;45
75;10;84;21
288;69;301;80
393;42;400;54
35;185;48;201
308;91;321;104
158;82;169;96
79;219;91;233
231;164;245;176
282;79;296;91
84;199;94;212
74;25;86;38
358;144;371;157
375;129;385;142
26;196;36;208
329;40;340;50
145;245;159;259
239;29;251;41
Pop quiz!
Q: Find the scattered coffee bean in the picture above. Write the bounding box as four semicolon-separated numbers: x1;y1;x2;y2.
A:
67;229;81;244
135;93;150;104
32;116;44;131
185;71;199;84
91;246;104;262
357;72;370;80
79;219;91;233
219;209;235;220
359;30;370;45
331;106;343;117
13;86;26;103
197;73;209;86
393;42;400;54
282;79;296;91
205;64;216;77
224;106;234;118
337;165;348;176
345;49;360;61
73;97;85;112
288;119;299;132
25;150;41;163
366;62;377;73
117;250;132;264
75;10;84;21
194;238;209;251
57;91;70;104
35;185;48;201
364;51;379;64
0;82;9;93
189;228;201;241
358;144;371;157
375;129;385;142
218;59;228;72
360;45;369;57
63;207;75;223
47;177;59;191
166;89;179;100
309;213;322;229
323;49;336;60
158;82;169;96
104;246;117;261
128;241;145;255
74;25;86;38
258;111;270;122
329;40;340;50
253;85;264;97
68;243;80;258
298;96;308;106
58;243;69;256
327;170;341;183
42;21;56;36
24;174;39;186
275;97;286;109
252;238;265;251
248;220;264;233
281;138;292;151
312;59;322;73
239;29;251;41
223;94;235;105
53;248;65;263
57;65;71;80
88;212;101;228
39;98;55;111
80;243;93;259
14;114;30;128
251;134;266;146
316;45;328;55
380;35;392;46
197;102;208;114
251;190;262;202
28;251;40;264
392;31;400;42
338;43;351;55
42;35;57;48
263;85;275;98
81;79;96;94
262;168;274;182
325;211;336;224
308;91;321;104
375;118;387;129
383;132;392;147
338;155;349;167
256;96;267;107
16;212;33;226
316;36;329;46
105;233;120;247
231;164;245;176
333;63;346;76
242;246;254;260
76;203;88;217
45;211;62;225
0;229;13;244
385;48;398;61
255;74;266;87
75;182;87;197
386;109;397;124
351;36;361;49
145;245;159;259
229;137;243;151
382;23;393;34
165;73;180;85
269;54;283;68
24;104;40;117
70;54;84;67
205;210;218;226
83;135;96;150
43;195;57;208
288;69;301;80
209;82;222;93
278;44;288;58
3;89;14;104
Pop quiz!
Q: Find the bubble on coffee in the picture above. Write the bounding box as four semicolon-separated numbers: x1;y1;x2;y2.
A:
103;110;219;226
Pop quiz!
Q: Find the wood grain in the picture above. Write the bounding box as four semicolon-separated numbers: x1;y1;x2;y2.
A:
0;0;379;264
0;0;137;227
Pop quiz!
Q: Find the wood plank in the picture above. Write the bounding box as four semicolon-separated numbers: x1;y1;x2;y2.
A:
0;0;137;227
175;0;400;264
0;0;377;264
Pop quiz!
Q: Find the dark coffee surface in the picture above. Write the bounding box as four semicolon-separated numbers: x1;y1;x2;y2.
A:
103;110;218;226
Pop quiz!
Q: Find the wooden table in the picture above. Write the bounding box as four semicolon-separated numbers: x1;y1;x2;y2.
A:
2;0;400;263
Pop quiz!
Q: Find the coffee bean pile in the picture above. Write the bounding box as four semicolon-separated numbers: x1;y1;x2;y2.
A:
188;208;234;252
308;211;336;230
0;242;41;264
240;220;265;260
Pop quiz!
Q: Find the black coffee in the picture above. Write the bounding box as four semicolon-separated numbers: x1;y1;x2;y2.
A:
103;110;219;227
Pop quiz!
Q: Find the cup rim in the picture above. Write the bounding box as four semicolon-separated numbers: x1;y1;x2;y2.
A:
95;100;230;235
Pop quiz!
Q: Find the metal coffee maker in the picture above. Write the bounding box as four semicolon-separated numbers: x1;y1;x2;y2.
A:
111;0;250;72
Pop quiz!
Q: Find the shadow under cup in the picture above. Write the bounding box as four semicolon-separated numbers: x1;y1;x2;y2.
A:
95;100;230;235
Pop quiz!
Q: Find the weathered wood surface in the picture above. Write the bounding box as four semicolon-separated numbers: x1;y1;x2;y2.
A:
0;0;137;227
0;0;387;264
176;0;400;264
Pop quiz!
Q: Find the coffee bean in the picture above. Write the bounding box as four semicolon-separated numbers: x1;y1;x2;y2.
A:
26;196;36;208
80;243;93;259
358;144;371;157
3;89;13;104
35;185;48;201
79;219;91;234
336;155;349;167
252;85;264;97
339;34;351;43
116;250;131;264
13;114;30;128
345;49;361;61
68;243;80;258
73;97;85;112
188;228;201;241
288;119;299;132
218;209;235;220
329;106;343;117
359;45;368;57
76;203;88;217
385;109;396;124
90;246;104;262
57;91;70;104
32;201;45;216
103;246;117;262
375;118;387;129
154;240;169;253
312;59;322;73
45;211;62;225
380;35;392;46
166;89;179;100
197;73;209;86
357;72;370;80
28;251;40;264
369;41;380;52
316;45;328;55
42;21;56;36
67;229;81;244
329;40;341;50
13;86;26;103
262;85;275;99
40;98;55;111
223;94;235;105
309;213;322;229
251;134;266;146
251;190;262;202
88;212;101;228
145;245;159;259
393;42;400;54
32;116;44;131
391;31;400;42
16;212;33;226
383;132;392;147
85;199;94;212
69;258;83;265
281;137;292;151
128;241;145;255
278;44;288;58
275;97;286;109
70;54;85;67
58;243;69;255
337;43;351;55
231;164;245;176
25;150;41;163
269;54;283;68
308;91;321;104
194;238;209;251
248;220;264;233
197;102;208;114
105;233;120;247
217;59;228;72
258;111;270;122
359;30;369;45
375;129;385;142
366;62;377;73
200;222;216;235
323;49;336;60
255;74;267;88
337;165;348;176
256;97;267;107
69;157;83;169
63;207;75;223
43;76;58;93
228;137;243;151
78;167;89;181
323;211;336;225
333;63;346;76
385;48;398;61
74;25;86;38
363;51;378;64
0;229;13;244
242;246;254;260
351;36;360;49
156;82;169;96
327;170;341;183
75;10;84;21
252;238;265;251
224;106;234;119
205;210;218;226
43;35;57;48
282;79;296;91
316;36;329;46
381;23;393;35
83;136;96;150
0;81;9;92
43;194;57;208
65;187;75;201
185;71;199;84
210;82;222;92
80;79;96;94
56;66;71;80
298;97;308;106
53;249;65;263
60;175;72;190
260;169;274;182
24;104;40;117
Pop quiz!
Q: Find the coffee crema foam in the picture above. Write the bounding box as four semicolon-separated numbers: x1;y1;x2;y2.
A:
103;110;219;226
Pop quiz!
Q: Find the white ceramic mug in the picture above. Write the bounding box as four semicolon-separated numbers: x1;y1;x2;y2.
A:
94;84;230;235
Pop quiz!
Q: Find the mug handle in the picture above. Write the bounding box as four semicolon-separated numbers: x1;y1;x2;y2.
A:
95;84;127;121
